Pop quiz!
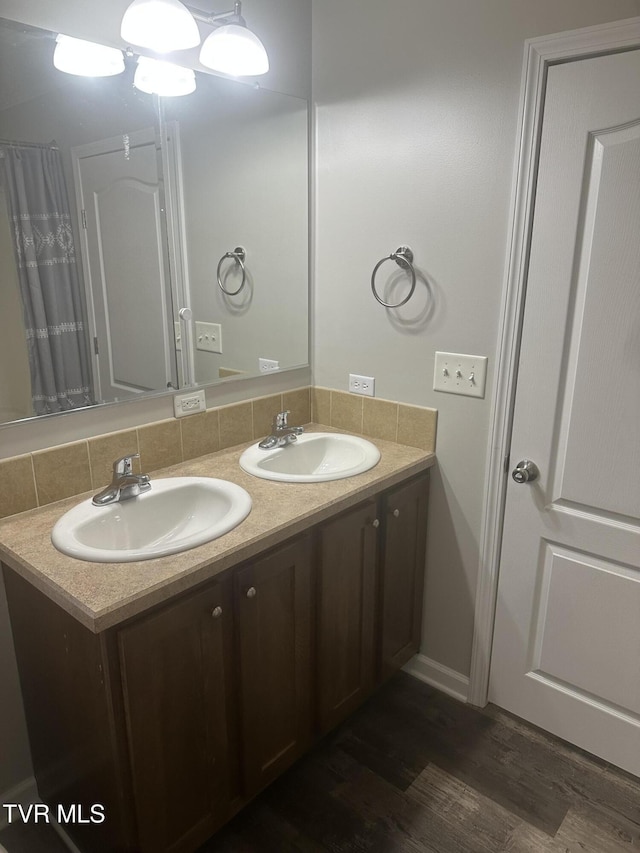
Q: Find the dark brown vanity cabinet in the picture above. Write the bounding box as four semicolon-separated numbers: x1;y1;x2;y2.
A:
316;473;430;732
118;577;238;853
379;474;430;679
118;535;314;852
317;500;379;732
4;469;430;853
235;536;314;795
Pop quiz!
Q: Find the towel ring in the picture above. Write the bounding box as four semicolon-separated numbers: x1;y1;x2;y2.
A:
217;246;247;296
371;246;416;308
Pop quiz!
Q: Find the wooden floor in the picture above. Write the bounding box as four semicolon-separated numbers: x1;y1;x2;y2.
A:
2;673;639;852
202;673;640;853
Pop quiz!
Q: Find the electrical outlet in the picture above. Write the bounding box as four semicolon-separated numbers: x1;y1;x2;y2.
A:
259;358;280;372
433;352;488;398
195;321;222;354
349;373;375;397
173;389;206;418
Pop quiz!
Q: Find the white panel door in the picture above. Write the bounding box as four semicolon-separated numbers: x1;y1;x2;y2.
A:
74;131;175;400
489;49;640;776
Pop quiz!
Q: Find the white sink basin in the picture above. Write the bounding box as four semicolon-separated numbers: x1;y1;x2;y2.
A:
51;477;252;563
239;433;380;483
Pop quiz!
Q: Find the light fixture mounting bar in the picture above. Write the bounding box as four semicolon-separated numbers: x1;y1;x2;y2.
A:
187;0;242;26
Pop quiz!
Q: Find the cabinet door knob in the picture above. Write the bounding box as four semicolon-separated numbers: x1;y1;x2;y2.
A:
246;586;257;599
392;508;400;518
372;518;380;528
211;606;223;619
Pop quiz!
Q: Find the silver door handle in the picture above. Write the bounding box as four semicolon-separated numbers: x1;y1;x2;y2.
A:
512;460;539;484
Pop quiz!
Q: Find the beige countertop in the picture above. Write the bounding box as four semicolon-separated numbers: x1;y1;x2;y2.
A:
0;427;435;633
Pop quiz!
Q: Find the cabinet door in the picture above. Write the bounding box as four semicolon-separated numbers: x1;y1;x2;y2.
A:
317;500;378;733
118;578;236;853
380;473;429;679
236;535;313;795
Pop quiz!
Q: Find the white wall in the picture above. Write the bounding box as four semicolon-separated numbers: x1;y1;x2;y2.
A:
312;0;640;679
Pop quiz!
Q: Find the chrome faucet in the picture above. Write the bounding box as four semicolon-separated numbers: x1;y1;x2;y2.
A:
258;410;304;450
92;453;151;506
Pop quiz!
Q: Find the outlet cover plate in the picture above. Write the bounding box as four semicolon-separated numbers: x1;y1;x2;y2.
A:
259;358;280;372
173;389;206;418
349;373;375;397
195;321;222;354
433;352;488;398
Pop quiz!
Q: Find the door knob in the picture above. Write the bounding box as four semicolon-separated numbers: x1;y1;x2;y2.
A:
246;586;257;599
512;459;539;484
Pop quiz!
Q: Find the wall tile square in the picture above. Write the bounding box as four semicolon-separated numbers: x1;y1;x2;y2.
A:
137;420;182;472
32;442;92;505
331;391;363;434
283;387;311;427
397;404;437;451
219;402;253;450
88;430;140;488
251;394;284;440
181;410;220;461
363;398;399;443
312;387;331;426
0;455;38;519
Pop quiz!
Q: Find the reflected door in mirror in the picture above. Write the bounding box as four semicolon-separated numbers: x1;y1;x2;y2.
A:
73;129;177;401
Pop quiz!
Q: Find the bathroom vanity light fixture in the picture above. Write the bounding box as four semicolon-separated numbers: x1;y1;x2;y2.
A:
53;34;125;77
121;0;269;76
121;0;200;53
134;56;196;96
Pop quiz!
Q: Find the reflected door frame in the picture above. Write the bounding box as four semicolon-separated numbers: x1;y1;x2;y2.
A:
71;126;179;402
468;15;640;708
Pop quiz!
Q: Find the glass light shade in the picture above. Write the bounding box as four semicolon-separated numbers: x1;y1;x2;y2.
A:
134;56;196;96
199;24;269;76
121;0;201;52
53;35;125;77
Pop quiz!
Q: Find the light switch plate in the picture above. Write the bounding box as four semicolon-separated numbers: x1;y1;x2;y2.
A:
433;352;488;398
195;321;222;354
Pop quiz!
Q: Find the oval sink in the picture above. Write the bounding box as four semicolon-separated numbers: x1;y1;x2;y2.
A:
51;477;252;563
239;433;380;483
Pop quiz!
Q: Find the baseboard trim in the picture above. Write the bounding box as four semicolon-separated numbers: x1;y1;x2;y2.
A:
0;776;38;831
403;654;470;703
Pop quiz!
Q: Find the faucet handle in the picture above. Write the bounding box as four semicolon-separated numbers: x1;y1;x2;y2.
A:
113;453;139;476
274;410;290;430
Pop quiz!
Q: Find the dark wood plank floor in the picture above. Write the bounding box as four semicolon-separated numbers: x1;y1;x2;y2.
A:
2;673;639;852
201;674;640;853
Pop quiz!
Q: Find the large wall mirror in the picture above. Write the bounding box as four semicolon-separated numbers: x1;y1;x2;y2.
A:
0;16;309;426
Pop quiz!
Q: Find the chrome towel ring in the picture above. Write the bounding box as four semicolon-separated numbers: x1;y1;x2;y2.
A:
371;246;416;308
217;246;247;296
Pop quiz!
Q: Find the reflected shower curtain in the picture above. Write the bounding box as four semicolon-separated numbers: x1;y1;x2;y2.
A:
1;144;93;414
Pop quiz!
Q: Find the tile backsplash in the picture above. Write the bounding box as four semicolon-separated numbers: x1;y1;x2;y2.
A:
312;388;437;452
0;387;437;519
